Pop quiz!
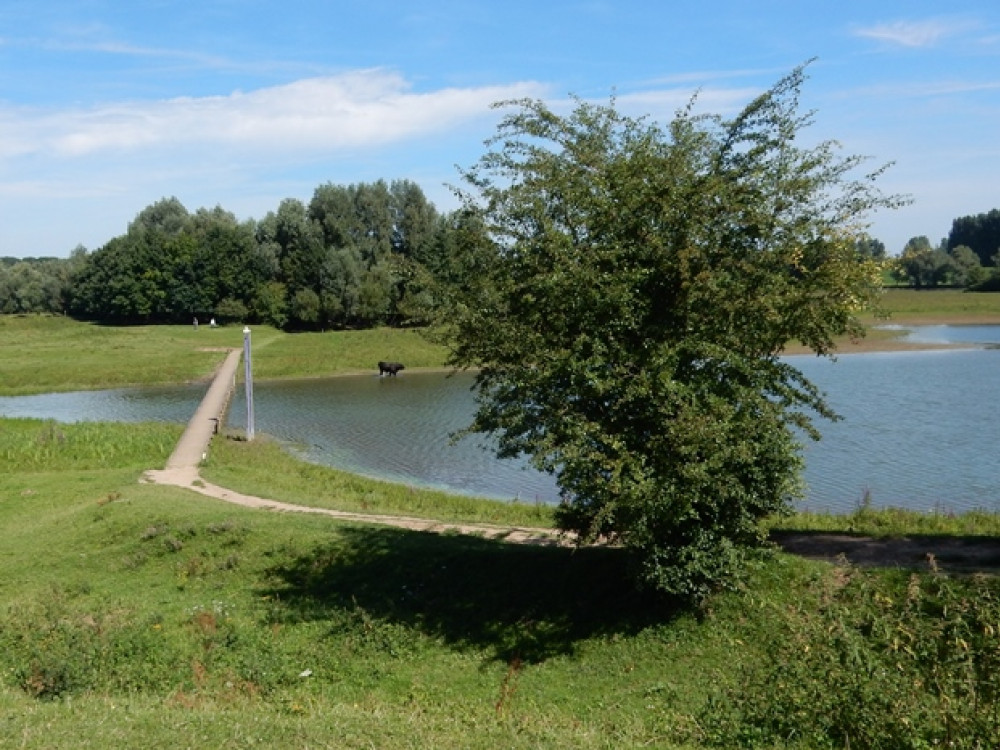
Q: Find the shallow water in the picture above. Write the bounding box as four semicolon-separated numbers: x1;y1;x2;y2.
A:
790;347;1000;513
3;325;1000;514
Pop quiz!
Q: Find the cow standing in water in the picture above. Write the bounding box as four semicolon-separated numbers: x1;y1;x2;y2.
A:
378;361;405;377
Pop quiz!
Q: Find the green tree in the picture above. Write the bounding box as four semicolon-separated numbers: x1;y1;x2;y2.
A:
444;66;900;601
291;287;322;325
352;181;394;264
189;207;274;321
320;246;364;325
948;208;1000;267
0;258;69;314
253;280;289;329
355;261;395;325
895;236;953;288
214;296;248;324
69;234;170;322
854;235;886;261
309;182;361;250
390;179;439;264
949;244;986;287
129;196;189;236
258;199;325;328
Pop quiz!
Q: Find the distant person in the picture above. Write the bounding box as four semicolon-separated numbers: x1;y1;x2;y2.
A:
193;317;199;330
210;317;217;328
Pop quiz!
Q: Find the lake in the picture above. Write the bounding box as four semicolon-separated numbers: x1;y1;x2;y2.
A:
3;325;999;515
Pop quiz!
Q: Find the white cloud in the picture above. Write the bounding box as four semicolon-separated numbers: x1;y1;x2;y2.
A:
853;19;975;48
1;70;548;160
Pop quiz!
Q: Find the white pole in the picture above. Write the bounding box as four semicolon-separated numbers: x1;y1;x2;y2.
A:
243;326;255;441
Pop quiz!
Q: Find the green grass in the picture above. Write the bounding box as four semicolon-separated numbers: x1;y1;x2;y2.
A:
0;315;235;395
5;296;998;397
3;419;998;747
201;432;556;529
3;309;1000;746
865;287;1000;324
771;503;1000;538
0;315;449;396
0;418;732;747
250;326;450;380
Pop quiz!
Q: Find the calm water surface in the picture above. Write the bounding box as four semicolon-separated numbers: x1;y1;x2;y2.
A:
228;373;560;503
0;382;206;424
3;325;999;514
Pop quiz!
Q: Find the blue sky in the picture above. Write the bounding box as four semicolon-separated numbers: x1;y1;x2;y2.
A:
2;1;998;258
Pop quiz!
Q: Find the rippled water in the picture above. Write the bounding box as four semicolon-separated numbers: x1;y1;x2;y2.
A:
3;325;999;514
791;348;1000;513
226;373;561;504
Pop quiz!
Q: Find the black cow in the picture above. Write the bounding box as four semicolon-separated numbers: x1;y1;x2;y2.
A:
378;361;405;377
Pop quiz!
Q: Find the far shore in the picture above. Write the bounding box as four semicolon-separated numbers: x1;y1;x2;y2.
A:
783;313;1000;356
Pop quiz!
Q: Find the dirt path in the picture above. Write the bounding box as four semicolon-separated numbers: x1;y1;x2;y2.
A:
143;463;1000;570
142;465;570;546
770;530;1000;573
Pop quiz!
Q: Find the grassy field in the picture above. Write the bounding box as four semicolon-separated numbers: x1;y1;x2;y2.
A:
870;287;1000;324
4;417;999;747
0;315;450;396
2;303;1000;747
785;287;1000;354
3;288;998;396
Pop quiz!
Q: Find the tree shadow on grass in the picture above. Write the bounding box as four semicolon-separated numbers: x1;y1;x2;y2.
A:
260;525;680;664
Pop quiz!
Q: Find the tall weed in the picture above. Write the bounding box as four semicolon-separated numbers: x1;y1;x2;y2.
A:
0;418;179;472
700;564;1000;748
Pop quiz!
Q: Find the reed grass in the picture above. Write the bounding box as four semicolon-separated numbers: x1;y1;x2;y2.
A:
0;417;180;472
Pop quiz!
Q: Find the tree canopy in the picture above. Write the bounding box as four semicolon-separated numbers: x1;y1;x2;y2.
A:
64;181;452;328
444;66;901;601
948;208;1000;268
893;235;992;289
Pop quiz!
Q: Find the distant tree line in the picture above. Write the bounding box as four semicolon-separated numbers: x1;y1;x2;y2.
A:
893;208;1000;290
1;179;485;328
0;253;84;314
3;191;1000;322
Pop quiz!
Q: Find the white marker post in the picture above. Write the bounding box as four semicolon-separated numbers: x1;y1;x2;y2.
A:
243;326;255;441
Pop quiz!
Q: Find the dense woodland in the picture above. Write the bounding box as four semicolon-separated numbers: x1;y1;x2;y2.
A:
893;208;1000;289
2;185;999;325
0;179;486;328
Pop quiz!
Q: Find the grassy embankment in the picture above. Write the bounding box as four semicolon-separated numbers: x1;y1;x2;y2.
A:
783;286;1000;354
1;291;999;747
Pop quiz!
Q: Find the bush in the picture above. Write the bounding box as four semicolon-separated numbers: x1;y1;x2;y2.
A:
445;64;897;601
701;565;1000;748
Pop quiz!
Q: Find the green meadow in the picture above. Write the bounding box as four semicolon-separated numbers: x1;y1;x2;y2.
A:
1;301;999;748
867;287;1000;324
0;314;450;396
